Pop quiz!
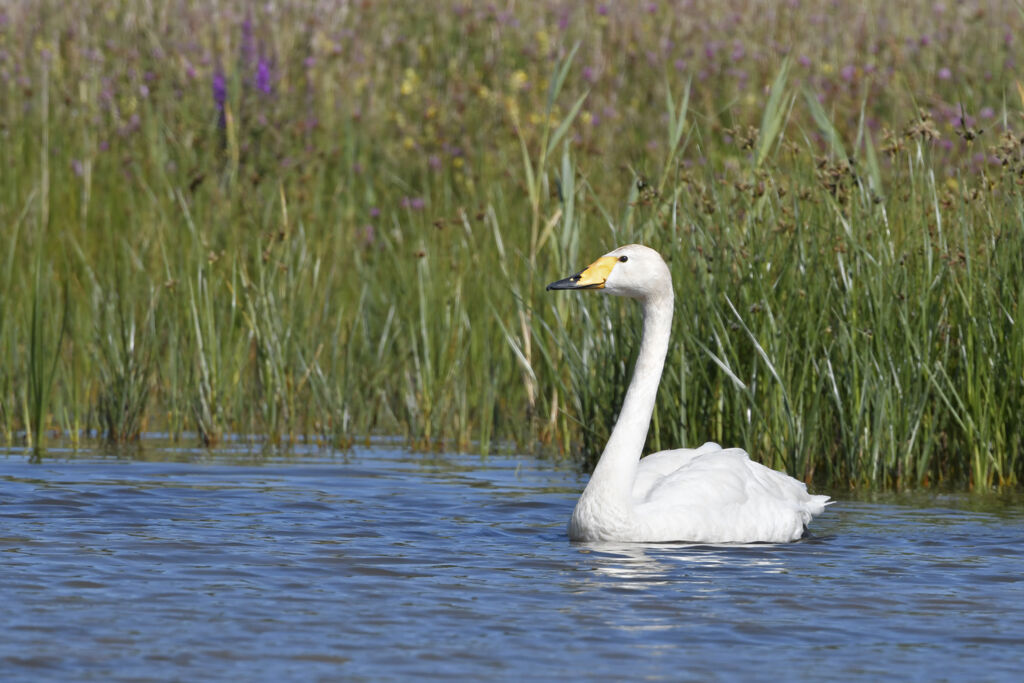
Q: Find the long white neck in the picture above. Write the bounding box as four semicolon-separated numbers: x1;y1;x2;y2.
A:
583;288;674;507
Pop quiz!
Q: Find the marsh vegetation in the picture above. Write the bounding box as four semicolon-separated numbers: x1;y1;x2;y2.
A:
2;1;1023;488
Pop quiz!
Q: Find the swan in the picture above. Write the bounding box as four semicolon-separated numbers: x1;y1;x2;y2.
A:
547;244;830;543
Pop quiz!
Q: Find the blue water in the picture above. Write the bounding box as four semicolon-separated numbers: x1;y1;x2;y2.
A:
2;442;1023;681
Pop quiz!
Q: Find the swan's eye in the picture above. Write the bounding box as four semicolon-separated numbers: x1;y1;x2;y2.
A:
618;255;628;263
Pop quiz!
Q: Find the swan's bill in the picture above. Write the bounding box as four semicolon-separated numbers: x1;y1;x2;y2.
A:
546;255;618;291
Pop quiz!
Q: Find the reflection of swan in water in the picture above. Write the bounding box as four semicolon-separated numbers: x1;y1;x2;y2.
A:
579;543;675;586
548;245;831;543
575;542;788;590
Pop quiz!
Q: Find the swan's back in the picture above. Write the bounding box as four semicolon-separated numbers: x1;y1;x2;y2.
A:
631;442;830;543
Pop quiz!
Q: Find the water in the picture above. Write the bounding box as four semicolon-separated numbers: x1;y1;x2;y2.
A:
2;442;1023;681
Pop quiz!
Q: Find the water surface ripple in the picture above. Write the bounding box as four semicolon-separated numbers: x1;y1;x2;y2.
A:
2;445;1023;681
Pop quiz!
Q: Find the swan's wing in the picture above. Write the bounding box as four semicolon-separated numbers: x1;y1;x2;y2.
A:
634;445;831;543
632;442;722;501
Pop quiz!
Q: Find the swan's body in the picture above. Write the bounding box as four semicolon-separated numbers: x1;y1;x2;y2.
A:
548;244;830;543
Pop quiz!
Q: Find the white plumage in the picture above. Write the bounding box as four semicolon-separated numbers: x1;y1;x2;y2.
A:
547;244;830;543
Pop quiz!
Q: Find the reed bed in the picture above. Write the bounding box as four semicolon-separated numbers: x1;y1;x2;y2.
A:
1;0;1023;489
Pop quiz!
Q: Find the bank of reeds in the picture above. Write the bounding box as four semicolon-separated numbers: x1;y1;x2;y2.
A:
1;1;1023;488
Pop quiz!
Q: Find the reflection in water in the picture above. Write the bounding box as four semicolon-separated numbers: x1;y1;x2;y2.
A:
577;542;675;587
573;541;789;591
1;444;1024;681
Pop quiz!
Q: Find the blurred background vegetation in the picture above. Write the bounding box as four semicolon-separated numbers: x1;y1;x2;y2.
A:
2;0;1023;489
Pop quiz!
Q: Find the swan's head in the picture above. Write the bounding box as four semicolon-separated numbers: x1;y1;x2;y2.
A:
546;244;671;301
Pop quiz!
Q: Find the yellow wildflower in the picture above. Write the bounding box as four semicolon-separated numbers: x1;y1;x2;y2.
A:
535;30;550;55
510;70;529;91
400;68;419;96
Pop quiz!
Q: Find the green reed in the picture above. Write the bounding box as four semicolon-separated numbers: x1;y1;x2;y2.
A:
90;274;156;443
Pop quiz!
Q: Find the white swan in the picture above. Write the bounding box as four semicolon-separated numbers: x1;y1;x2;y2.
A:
547;244;830;543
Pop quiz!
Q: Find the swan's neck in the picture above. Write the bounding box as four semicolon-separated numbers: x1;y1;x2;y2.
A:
584;289;673;507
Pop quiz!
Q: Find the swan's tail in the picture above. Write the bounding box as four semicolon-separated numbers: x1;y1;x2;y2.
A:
808;494;832;515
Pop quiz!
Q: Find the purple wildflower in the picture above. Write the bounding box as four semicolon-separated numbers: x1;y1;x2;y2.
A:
241;15;256;65
255;59;272;94
937;67;951;80
212;71;227;111
212;71;227;131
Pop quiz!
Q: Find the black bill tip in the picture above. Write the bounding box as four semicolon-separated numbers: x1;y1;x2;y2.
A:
547;273;585;291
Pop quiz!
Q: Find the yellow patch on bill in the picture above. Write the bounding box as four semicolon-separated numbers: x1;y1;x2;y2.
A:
575;256;619;288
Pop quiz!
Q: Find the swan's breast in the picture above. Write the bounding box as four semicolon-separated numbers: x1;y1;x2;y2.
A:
568;491;634;541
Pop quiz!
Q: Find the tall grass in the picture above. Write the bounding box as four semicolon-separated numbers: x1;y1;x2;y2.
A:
1;1;1022;488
